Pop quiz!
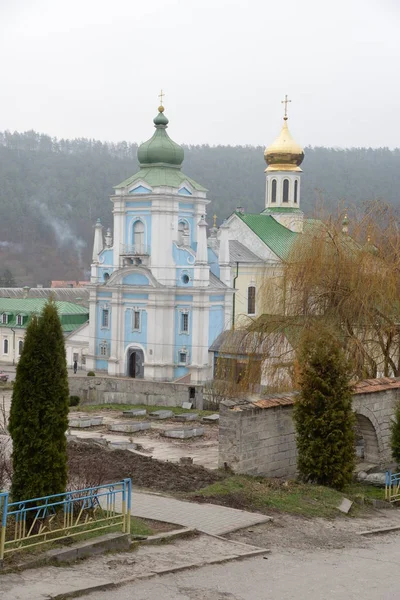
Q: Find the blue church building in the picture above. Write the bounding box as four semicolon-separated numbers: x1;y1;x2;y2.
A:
86;103;233;382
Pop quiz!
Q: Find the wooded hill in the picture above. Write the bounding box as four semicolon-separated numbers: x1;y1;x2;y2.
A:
0;130;399;286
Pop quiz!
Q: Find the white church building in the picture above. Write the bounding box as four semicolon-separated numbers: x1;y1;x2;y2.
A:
78;103;233;383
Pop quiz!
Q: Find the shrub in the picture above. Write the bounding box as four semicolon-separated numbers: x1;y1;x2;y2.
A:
87;371;95;377
69;395;80;407
294;327;355;491
9;300;69;502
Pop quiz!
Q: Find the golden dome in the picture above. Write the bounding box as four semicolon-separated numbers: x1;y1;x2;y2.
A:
264;118;304;172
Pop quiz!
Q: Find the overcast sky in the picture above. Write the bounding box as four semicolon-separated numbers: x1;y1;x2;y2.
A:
1;0;399;148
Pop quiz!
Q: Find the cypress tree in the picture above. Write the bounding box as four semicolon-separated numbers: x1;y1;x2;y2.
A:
293;329;355;490
9;300;69;501
390;402;400;466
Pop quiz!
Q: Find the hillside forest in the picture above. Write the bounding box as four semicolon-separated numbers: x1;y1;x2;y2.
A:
0;130;399;286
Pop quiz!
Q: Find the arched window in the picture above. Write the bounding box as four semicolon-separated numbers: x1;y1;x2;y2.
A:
271;179;277;203
283;179;289;203
18;340;23;355
133;220;145;252
3;339;8;354
247;286;256;315
103;272;110;282
178;220;189;245
294;180;298;204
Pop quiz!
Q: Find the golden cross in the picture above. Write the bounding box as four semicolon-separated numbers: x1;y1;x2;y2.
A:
158;89;165;106
213;214;217;227
281;94;291;120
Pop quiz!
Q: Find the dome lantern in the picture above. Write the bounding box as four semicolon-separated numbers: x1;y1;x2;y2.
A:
137;98;184;168
264;95;304;172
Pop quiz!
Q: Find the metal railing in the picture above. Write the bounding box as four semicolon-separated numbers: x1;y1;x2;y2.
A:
385;470;400;502
0;478;131;563
120;244;150;256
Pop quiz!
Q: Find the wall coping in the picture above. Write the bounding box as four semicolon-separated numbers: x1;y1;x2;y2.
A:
222;377;400;412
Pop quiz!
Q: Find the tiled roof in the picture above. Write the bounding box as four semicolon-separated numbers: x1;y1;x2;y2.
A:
235;211;298;260
353;377;400;394
115;166;207;192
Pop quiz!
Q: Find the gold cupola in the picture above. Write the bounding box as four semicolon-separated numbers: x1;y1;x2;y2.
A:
264;96;304;172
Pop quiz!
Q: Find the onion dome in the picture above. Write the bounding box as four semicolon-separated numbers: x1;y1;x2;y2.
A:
137;106;184;168
264;118;304;172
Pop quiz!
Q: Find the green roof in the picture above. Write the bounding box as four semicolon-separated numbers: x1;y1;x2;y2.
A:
0;298;88;315
0;299;88;333
235;211;299;260
262;207;303;214
115;166;207;192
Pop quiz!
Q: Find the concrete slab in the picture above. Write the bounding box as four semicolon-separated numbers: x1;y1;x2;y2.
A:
182;401;193;409
90;416;104;426
173;413;199;422
68;417;92;428
162;427;204;439
150;410;174;419
202;414;219;422
122;409;147;417
337;498;353;514
109;441;137;451
109;422;151;433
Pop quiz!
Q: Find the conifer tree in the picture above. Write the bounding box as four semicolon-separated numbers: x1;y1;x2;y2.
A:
9;300;69;501
293;328;355;490
390;402;400;466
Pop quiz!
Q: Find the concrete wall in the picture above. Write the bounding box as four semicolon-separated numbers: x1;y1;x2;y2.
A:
68;376;203;409
219;400;297;477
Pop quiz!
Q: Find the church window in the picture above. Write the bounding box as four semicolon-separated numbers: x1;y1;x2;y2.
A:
18;340;23;355
103;272;110;282
294;180;298;204
181;274;190;284
1;313;8;325
180;311;189;334
179;351;187;364
102;308;109;328
247;286;256;315
178;221;189;245
283;179;289;203
133;310;141;331
99;341;109;357
3;339;8;354
16;314;23;326
133;220;145;252
271;179;277;203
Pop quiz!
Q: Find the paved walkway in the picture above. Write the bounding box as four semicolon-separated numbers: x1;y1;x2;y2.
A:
131;491;271;535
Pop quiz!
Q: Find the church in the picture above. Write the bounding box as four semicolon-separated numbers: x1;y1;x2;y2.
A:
82;101;234;383
67;96;307;384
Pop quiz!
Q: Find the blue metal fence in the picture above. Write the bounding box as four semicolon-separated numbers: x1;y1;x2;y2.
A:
385;470;400;503
0;478;132;564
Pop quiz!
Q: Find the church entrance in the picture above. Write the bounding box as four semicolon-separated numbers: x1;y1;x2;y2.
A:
127;348;144;379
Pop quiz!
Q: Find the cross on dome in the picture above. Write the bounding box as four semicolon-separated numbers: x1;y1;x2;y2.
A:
281;94;291;120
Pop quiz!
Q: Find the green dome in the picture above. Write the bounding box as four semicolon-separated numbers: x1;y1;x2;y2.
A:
137;107;184;168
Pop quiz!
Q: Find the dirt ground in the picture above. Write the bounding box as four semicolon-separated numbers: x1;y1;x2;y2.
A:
227;509;400;551
67;440;223;492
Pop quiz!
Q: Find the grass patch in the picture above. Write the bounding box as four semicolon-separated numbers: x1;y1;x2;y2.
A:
72;403;216;418
190;475;386;519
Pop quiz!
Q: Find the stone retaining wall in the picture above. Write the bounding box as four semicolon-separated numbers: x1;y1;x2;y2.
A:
219;378;400;477
68;376;203;409
219;399;297;477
